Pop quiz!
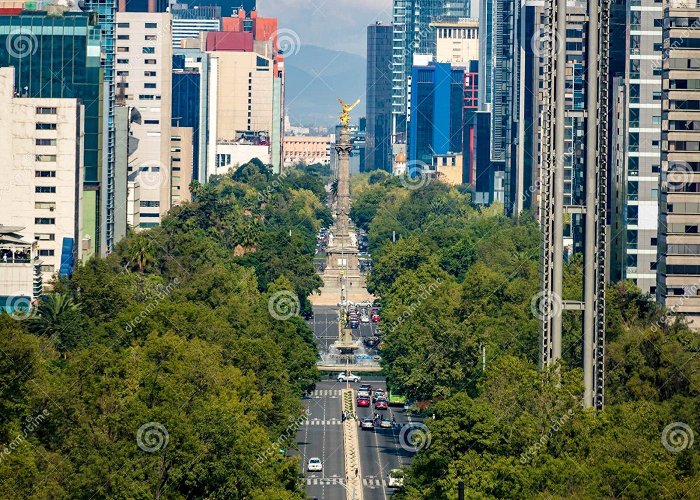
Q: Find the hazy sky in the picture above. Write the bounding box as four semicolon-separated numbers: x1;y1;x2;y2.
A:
258;0;393;56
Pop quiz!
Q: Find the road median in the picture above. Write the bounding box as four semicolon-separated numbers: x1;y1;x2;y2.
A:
341;388;363;500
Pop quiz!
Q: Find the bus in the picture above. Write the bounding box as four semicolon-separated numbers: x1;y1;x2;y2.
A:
388;389;407;407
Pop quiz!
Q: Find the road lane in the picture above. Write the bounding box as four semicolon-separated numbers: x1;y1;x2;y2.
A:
297;380;346;500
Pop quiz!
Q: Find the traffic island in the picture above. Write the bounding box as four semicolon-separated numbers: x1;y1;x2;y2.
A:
341;388;363;500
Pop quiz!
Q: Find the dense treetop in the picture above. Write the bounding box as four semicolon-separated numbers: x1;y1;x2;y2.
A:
0;161;329;499
352;174;700;499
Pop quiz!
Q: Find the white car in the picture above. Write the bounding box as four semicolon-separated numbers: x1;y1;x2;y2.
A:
357;389;370;398
337;371;361;383
361;315;370;323
388;469;404;488
307;457;323;472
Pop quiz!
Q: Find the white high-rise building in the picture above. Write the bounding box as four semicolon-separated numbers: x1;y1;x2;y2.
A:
116;12;173;229
0;67;84;285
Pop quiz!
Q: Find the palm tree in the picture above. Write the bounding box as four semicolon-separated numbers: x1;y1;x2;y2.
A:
126;234;157;272
29;293;80;338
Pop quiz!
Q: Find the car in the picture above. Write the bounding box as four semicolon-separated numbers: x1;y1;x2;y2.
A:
337;371;360;383
372;390;385;402
371;314;380;323
359;384;372;394
388;469;404;488
357;389;370;398
361;315;370;323
379;417;392;428
350;320;359;329
357;396;371;407
301;310;314;320
375;398;388;410
307;457;323;472
360;417;375;430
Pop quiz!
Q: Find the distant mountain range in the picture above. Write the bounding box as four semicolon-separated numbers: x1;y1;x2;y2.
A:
285;44;367;130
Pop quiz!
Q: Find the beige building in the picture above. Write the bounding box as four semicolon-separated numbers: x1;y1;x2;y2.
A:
207;46;276;174
283;135;332;168
116;12;173;229
0;67;84;285
432;19;479;65
432;153;464;185
657;0;700;328
170;127;193;205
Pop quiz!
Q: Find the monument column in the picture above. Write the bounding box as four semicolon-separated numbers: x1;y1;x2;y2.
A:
335;127;352;242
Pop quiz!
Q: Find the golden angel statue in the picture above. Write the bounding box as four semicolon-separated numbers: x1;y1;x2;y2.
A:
338;98;360;128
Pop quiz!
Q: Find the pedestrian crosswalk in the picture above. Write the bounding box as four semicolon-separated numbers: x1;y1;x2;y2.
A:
305;477;344;485
309;389;343;397
363;478;388;487
303;419;342;426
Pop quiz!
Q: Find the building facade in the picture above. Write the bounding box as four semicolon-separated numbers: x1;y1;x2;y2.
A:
610;0;663;294
366;22;393;172
171;4;221;48
657;0;700;326
432;19;479;64
116;12;173;229
283;136;332;167
0;9;103;258
0;67;84;284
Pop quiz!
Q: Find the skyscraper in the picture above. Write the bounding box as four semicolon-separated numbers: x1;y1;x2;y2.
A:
366;22;393;172
610;0;663;294
392;0;461;141
0;9;104;258
656;0;700;327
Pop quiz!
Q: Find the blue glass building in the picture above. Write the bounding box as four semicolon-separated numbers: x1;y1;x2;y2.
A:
408;63;465;168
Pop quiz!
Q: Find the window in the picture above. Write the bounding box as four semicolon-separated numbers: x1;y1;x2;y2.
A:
652;164;660;173
145;22;158;28
652;115;661;125
140;200;160;207
652;140;660;149
39;249;55;257
117;58;129;64
144;71;157;77
117;47;129;53
654;19;663;27
653;43;663;52
144;119;160;124
144;83;157;89
35;202;55;210
36;107;56;115
145;35;157;41
139;95;157;100
652;91;662;100
35;139;56;146
142;47;155;54
144;59;157;65
117;70;129;76
35;171;56;177
40;265;55;273
117;34;130;40
35;233;55;241
35;218;55;225
117;82;129;88
651;262;657;270
36;123;56;130
117;22;130;28
651;237;658;246
35;186;56;193
35;155;57;162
